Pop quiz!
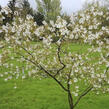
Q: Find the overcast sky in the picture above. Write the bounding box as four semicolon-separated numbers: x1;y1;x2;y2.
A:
0;0;92;14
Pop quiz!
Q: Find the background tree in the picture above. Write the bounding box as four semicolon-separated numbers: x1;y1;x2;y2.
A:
82;1;109;28
7;0;17;21
0;5;2;11
33;12;44;26
20;0;34;19
36;0;62;22
61;13;70;23
1;0;17;25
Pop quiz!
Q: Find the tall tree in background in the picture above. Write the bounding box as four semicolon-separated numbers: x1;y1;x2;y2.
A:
8;0;16;21
1;0;16;25
0;5;2;11
36;0;62;22
33;12;44;26
20;0;33;19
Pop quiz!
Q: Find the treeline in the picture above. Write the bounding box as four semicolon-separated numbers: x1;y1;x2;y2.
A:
0;0;71;26
0;0;43;25
1;0;108;26
0;0;109;42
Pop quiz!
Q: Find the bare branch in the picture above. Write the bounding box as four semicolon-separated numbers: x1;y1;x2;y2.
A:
54;44;66;77
105;67;109;74
67;70;72;90
74;85;93;108
39;65;68;92
67;71;74;108
20;46;34;59
17;52;39;67
17;51;68;92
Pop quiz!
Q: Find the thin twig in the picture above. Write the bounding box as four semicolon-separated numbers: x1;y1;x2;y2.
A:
74;85;93;108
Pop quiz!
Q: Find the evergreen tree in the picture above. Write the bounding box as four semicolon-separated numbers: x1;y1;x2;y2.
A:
0;5;2;11
20;0;33;19
8;0;16;21
33;12;44;26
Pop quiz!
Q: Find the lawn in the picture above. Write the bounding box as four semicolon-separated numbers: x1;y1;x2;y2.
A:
0;78;109;109
0;43;109;109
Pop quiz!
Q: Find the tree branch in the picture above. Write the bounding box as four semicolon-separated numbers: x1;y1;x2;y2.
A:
105;66;109;74
67;71;74;108
17;52;68;92
74;85;93;108
54;44;66;77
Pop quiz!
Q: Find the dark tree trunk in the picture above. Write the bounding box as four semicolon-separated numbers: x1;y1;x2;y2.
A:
68;91;74;109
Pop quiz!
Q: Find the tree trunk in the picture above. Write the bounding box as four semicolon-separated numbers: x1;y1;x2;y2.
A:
68;91;74;109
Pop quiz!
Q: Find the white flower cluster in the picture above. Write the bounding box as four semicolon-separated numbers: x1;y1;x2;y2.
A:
70;3;109;44
0;11;5;33
34;16;70;46
2;14;37;44
1;7;12;15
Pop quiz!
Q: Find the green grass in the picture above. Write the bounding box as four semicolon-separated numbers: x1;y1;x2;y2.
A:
0;78;109;109
0;42;109;109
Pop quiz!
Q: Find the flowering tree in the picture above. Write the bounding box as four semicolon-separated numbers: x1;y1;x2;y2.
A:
70;3;109;43
0;8;5;39
0;4;109;109
0;6;13;25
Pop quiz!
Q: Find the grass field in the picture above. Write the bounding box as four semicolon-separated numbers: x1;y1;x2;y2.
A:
0;43;109;109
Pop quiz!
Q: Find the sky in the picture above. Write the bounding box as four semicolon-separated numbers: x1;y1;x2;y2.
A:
0;0;92;14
